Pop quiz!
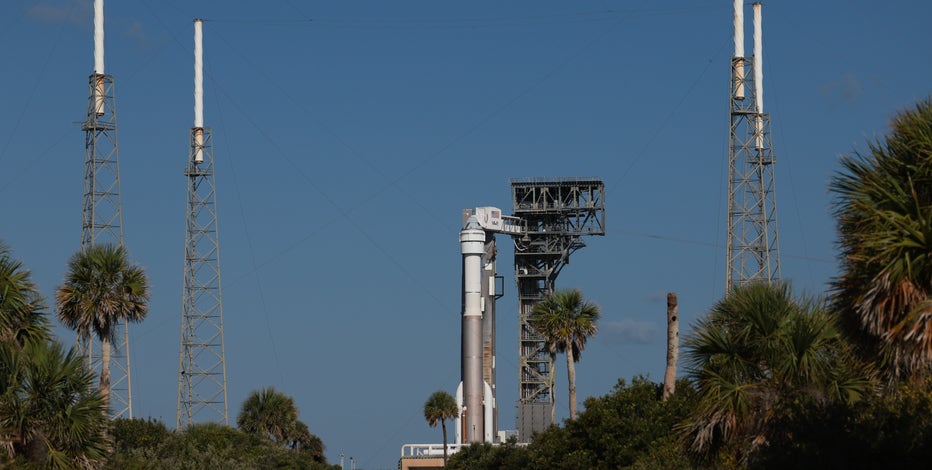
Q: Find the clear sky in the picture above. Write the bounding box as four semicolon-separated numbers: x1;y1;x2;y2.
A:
1;0;930;468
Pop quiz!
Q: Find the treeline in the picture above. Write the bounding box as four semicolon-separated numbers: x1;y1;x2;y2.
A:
0;241;335;468
107;418;337;469
448;375;932;469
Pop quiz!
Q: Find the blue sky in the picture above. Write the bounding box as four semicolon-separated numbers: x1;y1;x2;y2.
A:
1;0;930;468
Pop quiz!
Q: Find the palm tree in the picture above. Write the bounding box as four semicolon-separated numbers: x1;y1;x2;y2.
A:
288;420;325;462
237;387;299;445
0;340;109;468
55;244;150;410
0;242;49;345
423;390;458;465
830;97;932;380
0;243;109;467
529;288;601;420
681;282;870;464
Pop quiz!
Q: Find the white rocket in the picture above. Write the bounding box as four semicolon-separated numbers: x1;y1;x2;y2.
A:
455;208;522;444
459;216;486;443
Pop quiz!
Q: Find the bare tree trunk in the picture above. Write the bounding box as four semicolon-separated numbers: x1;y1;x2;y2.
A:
663;292;679;401
566;349;577;419
441;419;449;466
101;337;111;412
549;352;557;425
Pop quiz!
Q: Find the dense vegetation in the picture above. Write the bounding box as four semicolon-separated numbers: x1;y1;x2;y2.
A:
106;418;336;469
0;243;109;468
447;377;697;469
0;244;334;468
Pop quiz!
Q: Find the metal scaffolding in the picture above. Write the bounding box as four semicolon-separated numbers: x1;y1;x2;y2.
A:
510;178;605;442
80;72;132;419
177;126;229;428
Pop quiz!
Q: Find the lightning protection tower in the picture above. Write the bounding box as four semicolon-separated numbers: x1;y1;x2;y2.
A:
80;0;133;419
725;1;781;292
510;178;604;442
177;19;229;428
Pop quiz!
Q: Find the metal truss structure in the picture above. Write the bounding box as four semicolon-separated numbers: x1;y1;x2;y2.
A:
80;72;132;419
177;127;229;427
510;178;605;442
725;56;781;292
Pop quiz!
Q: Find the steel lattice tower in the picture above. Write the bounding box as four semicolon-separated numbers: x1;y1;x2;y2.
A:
725;1;780;292
177;19;229;428
80;0;133;419
510;178;604;442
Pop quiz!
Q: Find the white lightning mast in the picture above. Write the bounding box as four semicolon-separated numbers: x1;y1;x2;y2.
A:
178;18;229;428
81;0;133;419
725;1;781;292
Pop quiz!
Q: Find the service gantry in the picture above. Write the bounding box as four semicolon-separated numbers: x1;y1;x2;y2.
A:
510;178;605;442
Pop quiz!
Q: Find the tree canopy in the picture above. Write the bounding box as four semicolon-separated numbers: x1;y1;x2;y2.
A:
830;97;932;379
423;390;458;465
236;387;325;463
682;282;870;465
0;242;109;468
529;288;601;419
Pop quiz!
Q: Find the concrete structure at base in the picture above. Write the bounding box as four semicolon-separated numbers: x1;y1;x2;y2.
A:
399;442;526;469
399;444;464;470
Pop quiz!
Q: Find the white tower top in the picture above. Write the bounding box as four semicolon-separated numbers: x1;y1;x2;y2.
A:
194;19;204;128
733;0;744;58
753;2;763;113
94;0;104;74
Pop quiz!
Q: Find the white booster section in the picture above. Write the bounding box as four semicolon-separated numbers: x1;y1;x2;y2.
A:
454;381;495;444
733;0;745;99
753;2;764;150
94;0;104;74
193;19;205;163
460;217;485;443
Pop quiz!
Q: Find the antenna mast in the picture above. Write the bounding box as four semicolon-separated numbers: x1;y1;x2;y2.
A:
80;0;133;419
725;1;781;292
177;18;229;428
